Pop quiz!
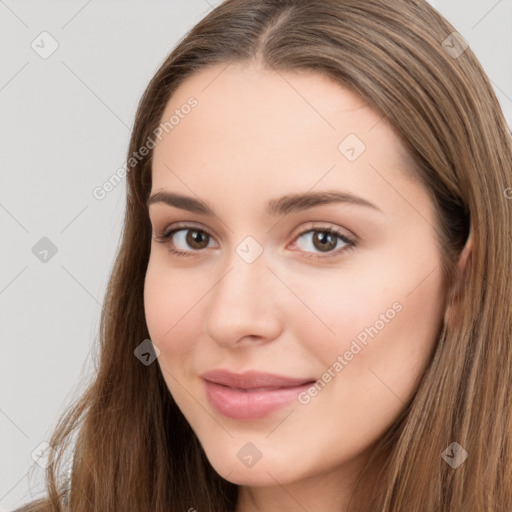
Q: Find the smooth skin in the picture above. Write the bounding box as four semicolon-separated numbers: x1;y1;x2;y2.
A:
144;61;458;511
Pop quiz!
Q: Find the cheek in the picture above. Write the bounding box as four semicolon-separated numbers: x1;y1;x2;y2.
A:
144;263;204;406
288;263;444;451
143;261;202;355
291;253;444;383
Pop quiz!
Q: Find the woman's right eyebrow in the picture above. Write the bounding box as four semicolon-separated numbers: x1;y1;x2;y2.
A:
146;189;383;217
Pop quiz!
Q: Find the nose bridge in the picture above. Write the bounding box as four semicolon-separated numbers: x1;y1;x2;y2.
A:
212;239;271;312
204;237;282;345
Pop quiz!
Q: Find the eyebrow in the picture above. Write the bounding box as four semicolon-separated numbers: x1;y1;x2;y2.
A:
146;189;382;216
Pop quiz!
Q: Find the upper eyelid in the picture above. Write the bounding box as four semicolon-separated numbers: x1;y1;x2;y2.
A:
160;221;216;239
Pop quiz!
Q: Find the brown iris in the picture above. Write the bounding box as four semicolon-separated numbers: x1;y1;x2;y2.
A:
186;229;210;250
311;230;337;252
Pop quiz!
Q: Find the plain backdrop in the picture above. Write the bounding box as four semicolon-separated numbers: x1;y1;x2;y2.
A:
1;1;511;510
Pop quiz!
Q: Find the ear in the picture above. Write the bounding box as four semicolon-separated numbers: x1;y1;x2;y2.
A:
444;233;473;326
456;232;473;275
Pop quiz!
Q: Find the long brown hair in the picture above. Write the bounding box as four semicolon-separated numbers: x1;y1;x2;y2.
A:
15;0;512;510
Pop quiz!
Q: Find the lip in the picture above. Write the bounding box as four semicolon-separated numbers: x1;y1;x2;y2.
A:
201;369;316;420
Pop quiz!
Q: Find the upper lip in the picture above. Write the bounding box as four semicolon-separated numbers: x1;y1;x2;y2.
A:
201;369;316;390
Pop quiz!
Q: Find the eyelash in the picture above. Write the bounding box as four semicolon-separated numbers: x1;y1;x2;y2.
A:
153;222;356;261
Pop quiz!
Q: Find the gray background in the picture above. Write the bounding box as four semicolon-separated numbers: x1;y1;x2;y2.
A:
1;1;511;510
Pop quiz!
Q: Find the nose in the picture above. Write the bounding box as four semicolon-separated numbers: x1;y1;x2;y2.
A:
203;246;283;349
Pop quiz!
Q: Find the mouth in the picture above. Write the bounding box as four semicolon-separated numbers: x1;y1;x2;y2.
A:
212;383;314;392
201;370;317;420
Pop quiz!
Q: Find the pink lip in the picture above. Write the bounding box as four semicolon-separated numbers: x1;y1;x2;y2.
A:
201;369;316;420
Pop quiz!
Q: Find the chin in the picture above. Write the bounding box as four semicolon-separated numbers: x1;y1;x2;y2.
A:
218;465;290;487
204;446;294;486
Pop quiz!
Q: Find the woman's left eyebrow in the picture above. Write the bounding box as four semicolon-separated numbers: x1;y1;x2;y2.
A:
146;189;383;216
266;190;383;216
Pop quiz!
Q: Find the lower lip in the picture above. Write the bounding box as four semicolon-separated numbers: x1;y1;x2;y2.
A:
203;379;314;420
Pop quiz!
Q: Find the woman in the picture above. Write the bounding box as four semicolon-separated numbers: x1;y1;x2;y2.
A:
15;0;512;510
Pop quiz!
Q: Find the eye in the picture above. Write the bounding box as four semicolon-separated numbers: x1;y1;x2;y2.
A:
153;223;216;258
289;223;356;261
153;222;356;260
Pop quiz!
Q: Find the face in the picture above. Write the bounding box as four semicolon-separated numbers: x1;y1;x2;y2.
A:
144;62;446;496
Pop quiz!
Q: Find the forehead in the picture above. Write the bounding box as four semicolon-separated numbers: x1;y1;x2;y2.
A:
150;62;420;210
